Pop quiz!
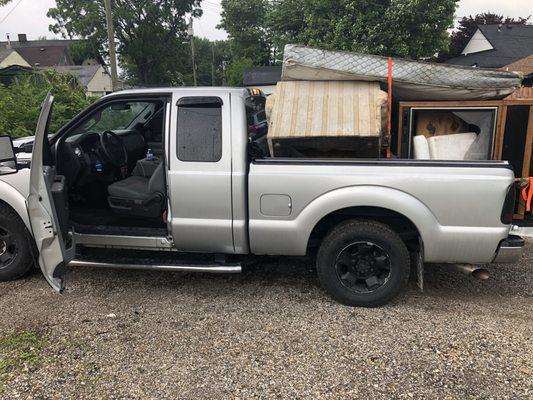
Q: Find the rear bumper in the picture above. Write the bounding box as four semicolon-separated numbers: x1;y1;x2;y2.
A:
493;235;525;264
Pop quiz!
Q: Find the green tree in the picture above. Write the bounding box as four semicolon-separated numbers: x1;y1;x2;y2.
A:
191;38;232;86
267;0;307;62
438;13;531;61
69;39;103;65
48;0;202;85
221;0;458;65
268;0;458;60
225;57;253;87
218;0;271;65
0;71;94;138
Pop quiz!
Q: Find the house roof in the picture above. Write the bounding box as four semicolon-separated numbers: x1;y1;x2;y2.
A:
0;48;13;63
42;65;103;86
444;24;533;68
15;46;70;67
0;39;78;49
243;66;282;86
504;54;533;75
0;39;77;67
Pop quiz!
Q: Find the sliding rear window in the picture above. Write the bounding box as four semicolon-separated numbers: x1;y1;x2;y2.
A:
176;97;222;162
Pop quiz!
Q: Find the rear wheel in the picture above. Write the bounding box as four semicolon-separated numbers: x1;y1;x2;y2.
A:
0;204;34;281
317;219;410;307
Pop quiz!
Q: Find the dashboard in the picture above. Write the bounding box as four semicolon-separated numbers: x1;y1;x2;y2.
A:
58;130;147;187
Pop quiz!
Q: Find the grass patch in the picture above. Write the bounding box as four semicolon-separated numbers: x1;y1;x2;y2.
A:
0;330;47;388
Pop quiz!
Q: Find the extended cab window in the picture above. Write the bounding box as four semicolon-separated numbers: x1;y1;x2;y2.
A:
177;97;222;162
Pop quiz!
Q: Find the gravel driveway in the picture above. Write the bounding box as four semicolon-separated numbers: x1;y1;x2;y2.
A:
0;242;532;399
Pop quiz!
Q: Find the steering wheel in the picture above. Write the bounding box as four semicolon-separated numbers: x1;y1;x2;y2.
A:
100;130;128;167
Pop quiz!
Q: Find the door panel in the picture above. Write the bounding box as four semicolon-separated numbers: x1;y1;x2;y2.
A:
27;92;75;292
168;92;234;253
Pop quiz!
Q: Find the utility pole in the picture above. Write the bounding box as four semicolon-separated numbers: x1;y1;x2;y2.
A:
188;18;197;86
211;42;215;86
104;0;119;91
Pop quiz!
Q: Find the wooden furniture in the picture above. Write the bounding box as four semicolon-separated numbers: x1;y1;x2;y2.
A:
397;99;533;220
268;81;387;157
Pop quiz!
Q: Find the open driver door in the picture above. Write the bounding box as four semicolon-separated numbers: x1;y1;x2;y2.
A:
27;92;75;292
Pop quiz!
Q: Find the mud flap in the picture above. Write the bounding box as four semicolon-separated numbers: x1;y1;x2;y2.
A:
416;240;424;292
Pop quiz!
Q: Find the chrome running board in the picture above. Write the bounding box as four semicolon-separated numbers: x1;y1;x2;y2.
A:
68;259;242;274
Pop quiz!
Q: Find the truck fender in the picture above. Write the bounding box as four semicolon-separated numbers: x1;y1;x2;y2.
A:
0;179;31;232
298;185;439;251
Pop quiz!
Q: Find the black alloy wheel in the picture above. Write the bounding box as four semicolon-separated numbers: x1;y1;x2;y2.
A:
335;241;391;293
0;227;18;269
317;219;410;307
0;204;34;281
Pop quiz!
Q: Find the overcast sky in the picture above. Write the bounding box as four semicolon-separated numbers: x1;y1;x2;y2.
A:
0;0;532;43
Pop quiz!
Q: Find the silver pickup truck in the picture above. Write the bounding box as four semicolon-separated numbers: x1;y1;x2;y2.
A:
0;88;524;307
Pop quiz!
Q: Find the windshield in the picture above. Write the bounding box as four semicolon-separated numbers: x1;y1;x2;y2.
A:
80;101;154;133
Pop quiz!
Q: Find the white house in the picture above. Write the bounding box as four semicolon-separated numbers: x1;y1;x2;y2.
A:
43;65;113;97
0;48;30;68
444;24;533;74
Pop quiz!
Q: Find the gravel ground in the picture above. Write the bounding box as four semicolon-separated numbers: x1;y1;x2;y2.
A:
0;242;532;399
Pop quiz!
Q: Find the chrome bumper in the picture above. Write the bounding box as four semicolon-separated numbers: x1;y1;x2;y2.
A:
493;235;525;264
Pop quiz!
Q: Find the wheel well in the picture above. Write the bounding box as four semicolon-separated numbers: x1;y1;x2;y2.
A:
308;206;421;252
0;199;22;220
0;198;37;256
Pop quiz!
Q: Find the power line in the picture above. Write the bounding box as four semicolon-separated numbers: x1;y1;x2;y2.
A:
0;0;25;25
203;0;222;9
202;4;222;13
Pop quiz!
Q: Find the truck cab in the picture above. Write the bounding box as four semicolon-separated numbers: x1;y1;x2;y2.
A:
27;88;259;288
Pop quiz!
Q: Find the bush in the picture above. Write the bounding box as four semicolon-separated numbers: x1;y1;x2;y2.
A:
0;70;96;138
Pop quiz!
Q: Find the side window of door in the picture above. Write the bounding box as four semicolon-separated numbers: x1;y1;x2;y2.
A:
176;97;222;162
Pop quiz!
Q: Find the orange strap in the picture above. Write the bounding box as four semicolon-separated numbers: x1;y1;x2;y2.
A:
386;57;393;158
521;177;533;212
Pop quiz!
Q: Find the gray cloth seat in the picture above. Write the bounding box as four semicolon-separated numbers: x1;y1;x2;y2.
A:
108;175;152;200
107;162;166;218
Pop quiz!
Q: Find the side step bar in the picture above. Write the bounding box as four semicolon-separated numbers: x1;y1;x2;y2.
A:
68;259;242;274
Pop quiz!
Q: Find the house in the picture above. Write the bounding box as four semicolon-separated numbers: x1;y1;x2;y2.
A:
0;34;113;96
0;47;30;68
42;65;113;97
242;66;282;95
0;34;74;67
444;24;533;74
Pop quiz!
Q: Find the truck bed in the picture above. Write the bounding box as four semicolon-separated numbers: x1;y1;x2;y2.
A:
248;158;514;263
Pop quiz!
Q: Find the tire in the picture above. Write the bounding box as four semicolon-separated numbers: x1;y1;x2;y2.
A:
316;219;410;307
0;204;34;281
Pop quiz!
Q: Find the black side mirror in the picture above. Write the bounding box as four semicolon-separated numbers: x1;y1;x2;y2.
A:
0;136;19;175
22;142;33;153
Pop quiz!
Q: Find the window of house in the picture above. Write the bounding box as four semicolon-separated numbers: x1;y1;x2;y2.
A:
177;97;222;162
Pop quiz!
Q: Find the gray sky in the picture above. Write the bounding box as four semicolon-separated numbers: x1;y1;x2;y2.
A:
0;0;532;43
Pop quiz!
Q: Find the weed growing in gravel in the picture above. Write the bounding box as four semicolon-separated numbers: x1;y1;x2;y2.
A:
0;330;47;390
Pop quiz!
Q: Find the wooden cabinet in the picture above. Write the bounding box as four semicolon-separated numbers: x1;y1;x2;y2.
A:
397;99;533;220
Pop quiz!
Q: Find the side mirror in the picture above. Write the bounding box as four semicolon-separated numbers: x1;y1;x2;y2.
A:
0;136;19;175
22;142;33;153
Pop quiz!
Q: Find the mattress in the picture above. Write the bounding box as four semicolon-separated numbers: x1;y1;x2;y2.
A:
282;45;523;100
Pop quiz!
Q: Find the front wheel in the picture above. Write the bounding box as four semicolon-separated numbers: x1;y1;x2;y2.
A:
0;204;34;281
316;219;410;307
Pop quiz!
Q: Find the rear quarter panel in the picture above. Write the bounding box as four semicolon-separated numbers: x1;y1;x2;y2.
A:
248;161;513;263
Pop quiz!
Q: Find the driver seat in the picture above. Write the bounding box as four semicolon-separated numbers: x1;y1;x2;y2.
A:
107;162;166;218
